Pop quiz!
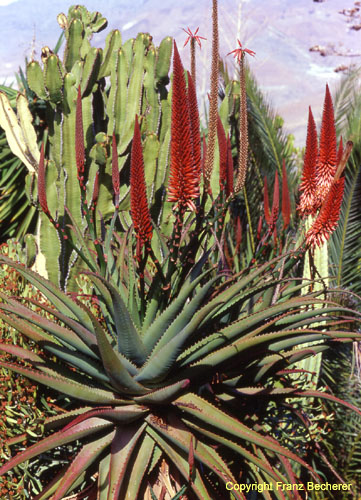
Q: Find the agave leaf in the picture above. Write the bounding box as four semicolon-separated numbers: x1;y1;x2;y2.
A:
19;296;98;354
175;393;317;475
0;255;95;330
107;422;146;500
183;417;285;484
0;311;57;345
43;407;92;431
84;271;147;364
146;425;214;500
97;454;111;500
142;268;214;352
0;417;113;476
133;379;189;404
0;343;44;363
0;301;96;359
149;276;218;355
198;253;298;325
0;312;108;383
135;298;221;383
74;296;140;376
0;360;125;404
291;389;361;418
191;328;360;373
124;433;155;499
31;466;81;500
61;405;149;431
86;304;147;395
181;299;348;367
148;411;239;486
51;430;115;500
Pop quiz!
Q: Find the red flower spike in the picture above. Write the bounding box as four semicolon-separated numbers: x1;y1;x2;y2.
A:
281;159;291;229
217;113;228;193
336;136;343;167
298;107;318;217
186;71;202;184
182;27;206;49
38;142;49;215
256;215;263;240
130;115;153;259
316;84;337;200
226;134;234;196
271;171;280;230
306;177;345;248
92;171;99;207
263;176;271;227
227;39;255;64
168;41;200;210
112;132;120;207
75;86;85;184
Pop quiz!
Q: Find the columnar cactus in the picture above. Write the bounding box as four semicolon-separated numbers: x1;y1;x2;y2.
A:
0;6;173;290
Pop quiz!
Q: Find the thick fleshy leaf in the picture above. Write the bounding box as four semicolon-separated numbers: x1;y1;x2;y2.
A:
84;271;146;364
0;417;113;476
0;255;95;330
123;434;155;499
107;423;146;499
51;430;115;500
146;425;214;500
21;295;98;354
0;360;124;404
61;405;149;431
175;393;317;474
142;267;213;352
183;416;286;484
133;379;189;404
85;304;147;395
0;300;96;359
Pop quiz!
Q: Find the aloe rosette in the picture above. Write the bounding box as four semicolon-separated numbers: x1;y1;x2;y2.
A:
0;248;361;499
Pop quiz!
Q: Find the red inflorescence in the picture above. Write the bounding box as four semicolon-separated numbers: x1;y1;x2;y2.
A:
306;177;345;248
316;84;337;201
281;159;291;229
182;27;207;49
227;39;255;65
298;107;318;217
130;116;153;259
217;113;228;193
298;85;348;248
168;41;201;210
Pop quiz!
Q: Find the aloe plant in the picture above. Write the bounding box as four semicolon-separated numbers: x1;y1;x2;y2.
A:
1;236;361;499
0;1;360;498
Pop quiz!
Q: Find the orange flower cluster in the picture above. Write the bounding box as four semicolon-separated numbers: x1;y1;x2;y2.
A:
298;85;351;248
167;41;201;210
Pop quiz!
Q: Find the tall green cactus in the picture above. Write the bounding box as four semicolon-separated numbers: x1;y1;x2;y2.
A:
1;6;173;290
